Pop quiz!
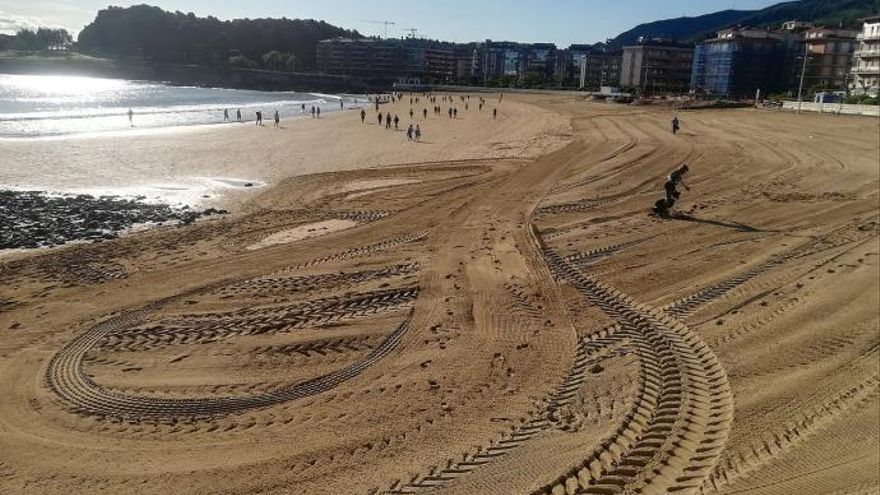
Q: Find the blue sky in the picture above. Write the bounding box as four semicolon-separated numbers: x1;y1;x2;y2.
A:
0;0;782;45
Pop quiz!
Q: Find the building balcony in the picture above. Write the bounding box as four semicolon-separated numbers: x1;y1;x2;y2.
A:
857;33;880;41
852;66;880;75
854;48;880;58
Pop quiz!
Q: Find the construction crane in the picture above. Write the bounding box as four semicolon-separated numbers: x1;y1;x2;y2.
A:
404;28;418;39
359;20;396;39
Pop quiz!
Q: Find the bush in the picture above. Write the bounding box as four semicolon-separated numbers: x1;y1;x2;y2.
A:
844;94;879;105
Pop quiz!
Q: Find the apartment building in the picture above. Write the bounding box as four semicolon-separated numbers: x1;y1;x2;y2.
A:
851;15;880;96
316;37;456;83
620;39;694;93
797;27;859;91
691;28;790;98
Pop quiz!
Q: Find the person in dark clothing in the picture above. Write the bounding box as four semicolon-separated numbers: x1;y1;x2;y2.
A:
668;164;690;191
378;113;383;125
423;108;428;119
655;164;690;214
393;114;399;130
361;109;366;123
672;116;680;135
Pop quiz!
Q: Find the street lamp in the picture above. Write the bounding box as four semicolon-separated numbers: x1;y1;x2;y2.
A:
796;42;810;114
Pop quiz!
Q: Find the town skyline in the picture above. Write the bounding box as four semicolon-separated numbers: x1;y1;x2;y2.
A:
0;0;783;46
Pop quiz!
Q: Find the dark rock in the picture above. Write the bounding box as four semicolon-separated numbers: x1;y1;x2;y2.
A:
0;190;229;250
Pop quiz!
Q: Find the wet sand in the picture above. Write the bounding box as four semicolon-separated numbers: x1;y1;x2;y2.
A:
0;94;878;495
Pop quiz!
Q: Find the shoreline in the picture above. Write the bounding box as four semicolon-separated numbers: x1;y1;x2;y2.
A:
1;93;572;255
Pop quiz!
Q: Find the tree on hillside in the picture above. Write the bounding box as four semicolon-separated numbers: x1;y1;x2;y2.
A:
37;28;73;50
2;28;72;51
77;4;361;69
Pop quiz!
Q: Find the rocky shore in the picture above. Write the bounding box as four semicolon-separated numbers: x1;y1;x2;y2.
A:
0;190;226;250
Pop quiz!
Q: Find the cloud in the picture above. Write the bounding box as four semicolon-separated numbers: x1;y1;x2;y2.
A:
0;9;65;35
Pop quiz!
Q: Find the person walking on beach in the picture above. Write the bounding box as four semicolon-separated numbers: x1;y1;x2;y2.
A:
453;108;458;118
415;124;421;141
378;112;383;126
386;112;392;129
128;108;134;127
361;108;366;123
310;106;316;118
448;107;453;118
255;111;262;125
236;108;242;121
671;116;680;135
316;107;321;118
423;108;428;119
493;108;497;120
340;99;344;110
393;114;400;130
409;108;414;119
273;110;280;127
406;124;414;141
224;108;229;122
301;103;306;113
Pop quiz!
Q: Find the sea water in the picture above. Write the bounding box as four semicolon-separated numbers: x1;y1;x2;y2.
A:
0;74;353;138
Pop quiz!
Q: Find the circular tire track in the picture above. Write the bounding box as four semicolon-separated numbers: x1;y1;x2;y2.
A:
100;287;418;352
45;304;414;420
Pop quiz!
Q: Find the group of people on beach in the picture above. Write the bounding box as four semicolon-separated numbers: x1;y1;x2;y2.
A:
223;108;244;122
251;110;281;127
359;91;502;143
216;100;343;129
128;92;499;138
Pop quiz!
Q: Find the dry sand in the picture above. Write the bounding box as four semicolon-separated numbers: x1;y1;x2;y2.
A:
245;219;359;250
0;94;878;495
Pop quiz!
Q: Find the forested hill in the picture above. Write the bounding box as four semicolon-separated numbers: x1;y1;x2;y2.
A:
612;9;754;46
612;0;877;46
76;4;361;70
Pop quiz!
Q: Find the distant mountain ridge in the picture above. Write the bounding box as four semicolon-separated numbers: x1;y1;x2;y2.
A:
612;0;878;46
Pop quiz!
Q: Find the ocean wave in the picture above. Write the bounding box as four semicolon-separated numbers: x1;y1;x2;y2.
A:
0;98;334;122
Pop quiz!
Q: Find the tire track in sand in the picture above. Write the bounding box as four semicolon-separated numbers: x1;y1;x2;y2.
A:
45;302;414;420
534;248;733;495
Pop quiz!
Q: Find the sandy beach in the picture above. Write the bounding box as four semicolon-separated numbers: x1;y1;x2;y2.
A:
1;96;569;208
0;93;878;495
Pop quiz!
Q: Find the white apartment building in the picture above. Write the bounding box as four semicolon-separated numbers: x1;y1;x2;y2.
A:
851;15;880;96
